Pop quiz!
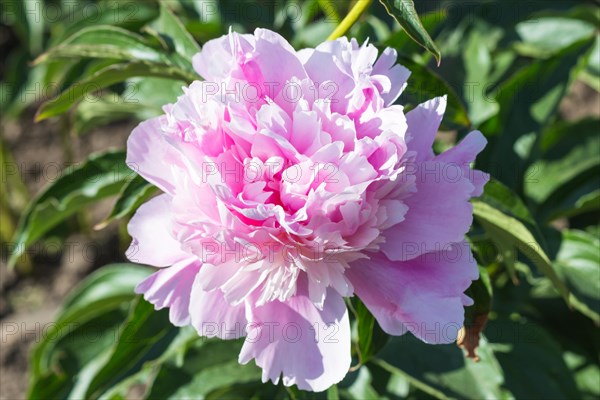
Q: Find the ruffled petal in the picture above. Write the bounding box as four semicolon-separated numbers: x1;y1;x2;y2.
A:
189;274;248;339
347;241;478;343
239;289;351;392
252;28;308;93
380;160;475;261
405;96;447;162
192;32;255;81
126;194;187;267
126;116;177;195
135;257;200;326
435;130;490;196
372;47;411;106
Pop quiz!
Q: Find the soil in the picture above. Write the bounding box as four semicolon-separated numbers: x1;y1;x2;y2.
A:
0;80;598;400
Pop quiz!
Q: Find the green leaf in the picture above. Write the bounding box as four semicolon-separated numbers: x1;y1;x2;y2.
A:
564;350;600;400
29;264;151;398
35;26;170;64
293;20;333;48
461;21;503;125
379;0;441;64
472;200;569;300
339;366;380;400
515;17;596;58
525;119;600;221
567;189;600;218
86;297;178;399
581;36;600;91
398;57;470;130
375;335;508;399
381;10;445;55
175;362;261;399
479;39;594;189
60;264;151;314
68;351;114;400
475;180;540;282
73;94;145;136
96;326;200;400
96;366;155;400
538;117;599;153
49;2;159;45
96;175;157;230
0;137;29;242
526;125;600;204
486;317;580;399
29;374;70;400
326;384;339;400
94;326;267;400
351;298;389;365
554;230;600;324
465;267;493;320
74;77;186;134
145;339;263;399
151;1;201;62
538;177;600;223
131;77;186;119
35;62;196;122
8;151;132;268
479;179;536;226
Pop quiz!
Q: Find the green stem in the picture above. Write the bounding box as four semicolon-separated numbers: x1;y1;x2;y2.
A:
327;0;374;40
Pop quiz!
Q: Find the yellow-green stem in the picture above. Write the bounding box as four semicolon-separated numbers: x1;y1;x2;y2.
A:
327;0;374;41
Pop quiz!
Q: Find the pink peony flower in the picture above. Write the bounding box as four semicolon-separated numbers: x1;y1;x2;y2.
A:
126;28;489;391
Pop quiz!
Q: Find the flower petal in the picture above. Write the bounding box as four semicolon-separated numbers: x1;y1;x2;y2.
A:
135;257;200;326
380;160;475;261
435;130;490;196
126;116;177;195
347;241;478;343
189;275;248;340
239;288;351;392
405;96;446;162
253;28;308;91
126;194;187;267
192;32;255;81
372;47;411;106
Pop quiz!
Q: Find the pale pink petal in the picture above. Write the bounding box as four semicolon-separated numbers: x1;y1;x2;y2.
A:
302;39;352;85
197;260;269;306
380;161;475;261
189;274;248;340
239;288;351;392
469;170;490;197
436;131;486;165
372;47;411;106
435;130;490;196
126;194;186;267
126;116;177;194
192;32;255;81
405;96;447;162
135;257;200;326
252;28;308;90
302;39;356;113
347;241;478;343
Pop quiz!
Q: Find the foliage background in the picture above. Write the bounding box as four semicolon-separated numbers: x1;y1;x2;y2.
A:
0;0;599;399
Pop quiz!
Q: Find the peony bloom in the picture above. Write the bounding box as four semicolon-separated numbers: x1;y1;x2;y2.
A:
126;28;488;391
